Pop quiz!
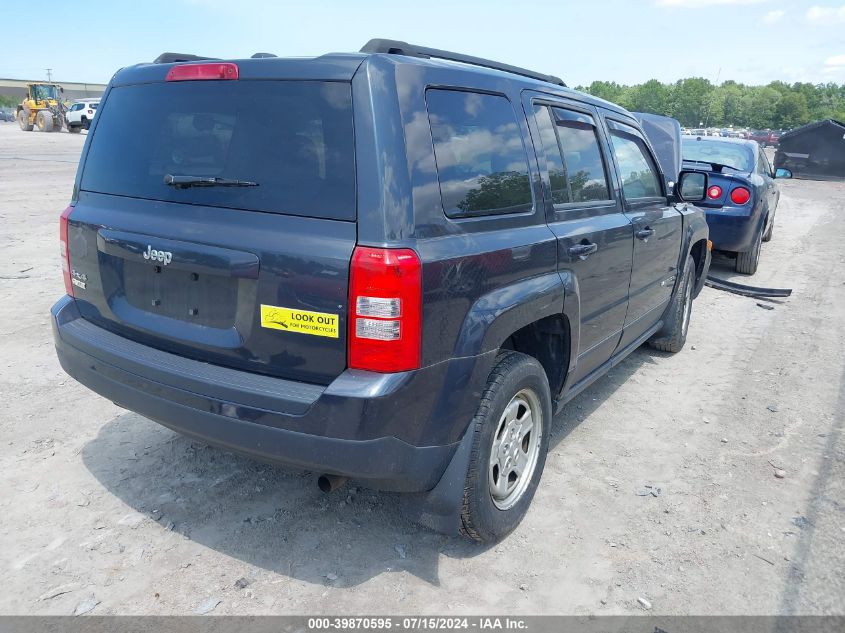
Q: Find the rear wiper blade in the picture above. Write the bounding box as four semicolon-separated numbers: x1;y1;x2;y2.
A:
164;174;258;188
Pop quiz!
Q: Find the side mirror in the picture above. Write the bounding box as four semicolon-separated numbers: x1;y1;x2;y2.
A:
775;168;792;179
678;172;707;202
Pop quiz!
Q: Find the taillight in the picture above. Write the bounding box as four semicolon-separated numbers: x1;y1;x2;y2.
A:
166;63;239;81
60;206;73;296
87;109;93;114
730;187;751;205
348;247;422;373
707;185;723;200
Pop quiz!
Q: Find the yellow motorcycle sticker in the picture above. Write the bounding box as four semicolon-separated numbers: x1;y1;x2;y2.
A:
260;305;340;338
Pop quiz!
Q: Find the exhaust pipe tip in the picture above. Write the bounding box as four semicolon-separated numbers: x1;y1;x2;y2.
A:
318;474;348;493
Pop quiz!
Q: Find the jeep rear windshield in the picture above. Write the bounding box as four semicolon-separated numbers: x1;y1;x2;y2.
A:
81;80;356;220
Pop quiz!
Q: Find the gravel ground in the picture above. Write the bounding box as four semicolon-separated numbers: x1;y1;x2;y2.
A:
0;123;843;616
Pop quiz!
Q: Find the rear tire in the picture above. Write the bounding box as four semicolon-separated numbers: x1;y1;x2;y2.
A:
735;228;762;275
460;351;551;543
648;255;695;353
36;110;53;132
17;110;33;131
68;124;81;134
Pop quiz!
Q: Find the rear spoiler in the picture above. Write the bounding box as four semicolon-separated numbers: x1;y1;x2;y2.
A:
153;53;219;64
153;52;279;63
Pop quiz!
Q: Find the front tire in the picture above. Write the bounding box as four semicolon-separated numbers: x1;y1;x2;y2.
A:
35;110;54;132
649;255;695;353
68;124;81;134
460;351;551;543
735;228;762;275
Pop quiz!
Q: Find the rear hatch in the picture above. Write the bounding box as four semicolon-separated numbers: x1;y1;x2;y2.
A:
67;65;358;385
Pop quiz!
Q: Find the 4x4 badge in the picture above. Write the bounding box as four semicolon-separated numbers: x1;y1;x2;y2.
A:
70;269;87;290
143;245;172;266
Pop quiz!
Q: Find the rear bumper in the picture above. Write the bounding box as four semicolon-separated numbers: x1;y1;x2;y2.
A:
51;296;488;492
704;209;760;252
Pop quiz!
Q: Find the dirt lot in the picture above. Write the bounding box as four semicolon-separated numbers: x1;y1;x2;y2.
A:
0;123;843;616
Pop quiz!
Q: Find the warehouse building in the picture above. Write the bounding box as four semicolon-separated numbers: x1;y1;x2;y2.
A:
774;119;845;181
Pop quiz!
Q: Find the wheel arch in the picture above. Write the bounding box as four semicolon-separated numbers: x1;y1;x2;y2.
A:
679;208;711;298
689;238;710;298
451;270;579;402
500;313;571;401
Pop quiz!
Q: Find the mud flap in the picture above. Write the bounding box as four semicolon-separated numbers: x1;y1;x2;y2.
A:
406;425;477;536
692;246;712;299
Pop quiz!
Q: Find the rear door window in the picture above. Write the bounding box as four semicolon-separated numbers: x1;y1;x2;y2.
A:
552;109;613;203
532;105;570;205
81;81;356;220
426;89;533;218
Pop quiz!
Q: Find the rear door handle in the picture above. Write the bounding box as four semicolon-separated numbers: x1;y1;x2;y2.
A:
635;227;655;241
568;243;598;259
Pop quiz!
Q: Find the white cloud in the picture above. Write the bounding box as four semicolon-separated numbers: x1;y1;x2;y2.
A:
655;0;767;7
806;4;845;23
820;54;845;80
763;9;785;23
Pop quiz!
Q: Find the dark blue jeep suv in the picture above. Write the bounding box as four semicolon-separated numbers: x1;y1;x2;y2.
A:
52;40;711;542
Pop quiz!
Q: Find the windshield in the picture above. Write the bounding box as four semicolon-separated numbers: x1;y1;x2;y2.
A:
33;85;60;100
81;80;356;220
682;137;754;172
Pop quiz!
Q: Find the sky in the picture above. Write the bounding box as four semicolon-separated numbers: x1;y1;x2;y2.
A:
1;0;843;87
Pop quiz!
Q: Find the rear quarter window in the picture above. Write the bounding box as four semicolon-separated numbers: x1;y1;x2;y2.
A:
426;89;533;218
81;81;356;220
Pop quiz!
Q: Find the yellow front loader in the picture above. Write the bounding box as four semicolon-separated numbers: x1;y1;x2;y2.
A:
16;83;68;132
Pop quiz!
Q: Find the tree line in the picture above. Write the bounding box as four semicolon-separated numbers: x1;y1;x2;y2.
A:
4;79;844;131
0;95;22;109
577;78;845;130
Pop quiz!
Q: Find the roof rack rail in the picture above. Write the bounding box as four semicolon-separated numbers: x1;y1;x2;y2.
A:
153;53;218;64
360;38;566;87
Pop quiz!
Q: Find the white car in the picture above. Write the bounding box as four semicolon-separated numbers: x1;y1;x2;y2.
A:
66;99;99;132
